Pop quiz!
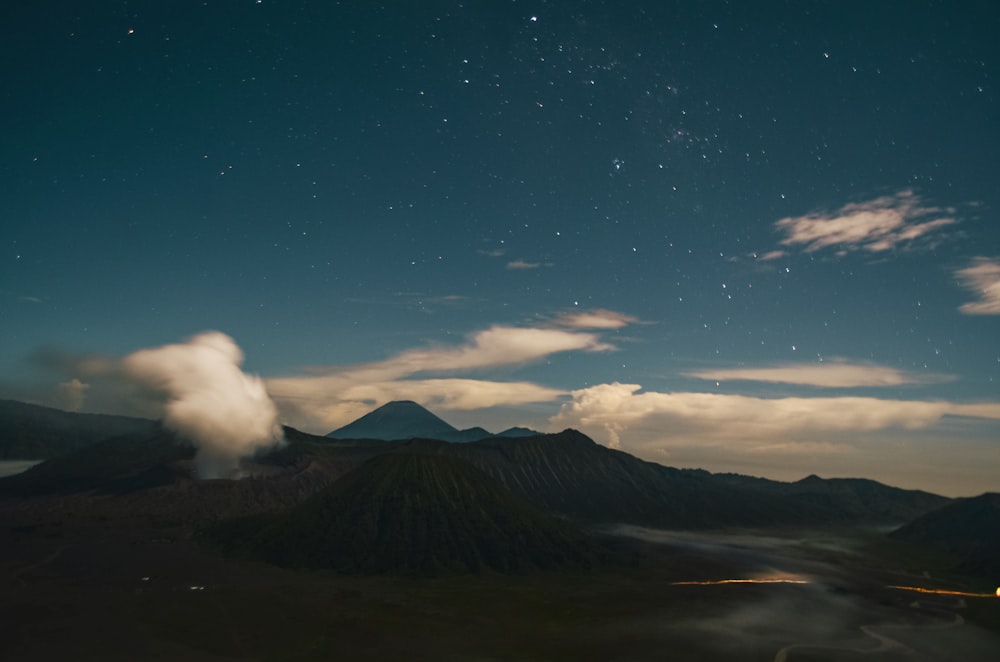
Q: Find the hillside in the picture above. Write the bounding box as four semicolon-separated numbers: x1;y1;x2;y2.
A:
890;492;1000;579
411;431;949;528
203;452;600;575
0;399;157;460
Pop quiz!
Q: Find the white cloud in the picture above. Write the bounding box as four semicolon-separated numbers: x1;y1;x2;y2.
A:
266;324;617;432
384;325;615;374
956;256;1000;315
506;259;551;269
555;309;640;329
685;360;954;388
773;190;955;255
550;382;1000;452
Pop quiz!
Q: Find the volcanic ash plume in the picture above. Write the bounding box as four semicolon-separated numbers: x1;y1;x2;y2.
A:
121;331;284;478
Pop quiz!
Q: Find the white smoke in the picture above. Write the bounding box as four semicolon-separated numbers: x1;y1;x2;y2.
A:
121;331;284;478
57;378;90;412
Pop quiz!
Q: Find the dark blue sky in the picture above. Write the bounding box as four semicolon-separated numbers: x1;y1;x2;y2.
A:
2;1;998;495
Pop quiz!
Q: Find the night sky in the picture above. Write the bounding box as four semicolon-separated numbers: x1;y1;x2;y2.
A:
3;1;998;496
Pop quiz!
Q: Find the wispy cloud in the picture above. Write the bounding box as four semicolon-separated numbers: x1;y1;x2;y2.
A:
773;190;955;256
685;360;954;388
266;324;618;431
550;382;1000;451
956;256;1000;315
506;259;551;269
555;309;640;329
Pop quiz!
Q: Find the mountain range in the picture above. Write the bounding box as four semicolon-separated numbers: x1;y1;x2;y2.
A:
325;400;539;442
0;399;157;460
0;399;972;576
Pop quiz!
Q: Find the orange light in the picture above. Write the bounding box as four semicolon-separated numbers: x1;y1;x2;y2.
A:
888;585;997;599
673;578;808;586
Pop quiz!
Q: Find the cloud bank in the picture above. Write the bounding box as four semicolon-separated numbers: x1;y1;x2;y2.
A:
552;383;1000;446
121;332;284;478
550;383;1000;494
266;322;618;431
956;256;1000;315
773;190;955;255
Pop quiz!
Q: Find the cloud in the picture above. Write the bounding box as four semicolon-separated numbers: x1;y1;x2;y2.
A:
756;250;786;261
506;259;551;269
121;332;284;478
956;256;1000;315
773;190;955;255
550;382;1000;452
684;360;954;388
380;325;615;375
555;309;640;329
266;324;616;432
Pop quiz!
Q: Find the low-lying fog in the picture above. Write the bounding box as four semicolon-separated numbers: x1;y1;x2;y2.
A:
605;525;1000;661
0;460;43;478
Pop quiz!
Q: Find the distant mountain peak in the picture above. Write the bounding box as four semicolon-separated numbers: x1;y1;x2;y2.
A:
326;400;458;441
325;400;540;443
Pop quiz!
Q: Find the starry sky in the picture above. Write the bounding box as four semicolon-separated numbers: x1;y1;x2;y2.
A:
2;1;998;496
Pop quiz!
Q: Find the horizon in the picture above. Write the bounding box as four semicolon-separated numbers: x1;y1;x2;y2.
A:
2;394;991;500
2;2;997;498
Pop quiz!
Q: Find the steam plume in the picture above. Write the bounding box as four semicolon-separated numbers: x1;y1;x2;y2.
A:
121;331;283;478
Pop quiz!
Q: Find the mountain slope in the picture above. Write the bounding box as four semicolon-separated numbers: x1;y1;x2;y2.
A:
203;452;599;575
411;431;949;528
325;400;537;442
890;492;1000;579
0;399;157;460
0;428;192;496
1;396;950;535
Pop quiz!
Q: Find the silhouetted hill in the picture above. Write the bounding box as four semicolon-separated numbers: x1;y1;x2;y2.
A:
2;420;950;533
0;399;157;460
0;427;192;496
402;431;949;529
713;473;948;524
203;452;599;575
326;400;458;440
890;492;1000;578
324;400;538;442
496;426;538;438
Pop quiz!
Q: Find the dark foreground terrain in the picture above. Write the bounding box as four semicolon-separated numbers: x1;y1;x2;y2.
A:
1;405;996;660
3;493;998;662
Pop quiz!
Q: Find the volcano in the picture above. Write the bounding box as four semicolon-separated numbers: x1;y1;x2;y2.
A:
325;400;526;442
203;452;599;575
